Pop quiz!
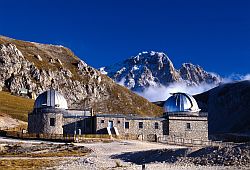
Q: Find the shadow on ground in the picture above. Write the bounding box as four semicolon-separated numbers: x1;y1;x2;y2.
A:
111;144;250;166
110;148;189;165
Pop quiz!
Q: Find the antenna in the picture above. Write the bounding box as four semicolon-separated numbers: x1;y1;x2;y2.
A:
50;78;54;89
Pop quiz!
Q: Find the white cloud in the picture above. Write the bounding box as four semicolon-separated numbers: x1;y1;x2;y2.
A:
136;82;217;102
243;74;250;80
221;73;250;83
116;73;250;102
135;73;250;102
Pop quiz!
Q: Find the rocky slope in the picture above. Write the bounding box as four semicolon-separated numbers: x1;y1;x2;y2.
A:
0;36;163;117
194;80;250;136
100;51;221;91
111;143;250;167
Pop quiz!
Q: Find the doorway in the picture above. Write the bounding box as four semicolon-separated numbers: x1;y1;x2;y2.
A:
108;121;113;128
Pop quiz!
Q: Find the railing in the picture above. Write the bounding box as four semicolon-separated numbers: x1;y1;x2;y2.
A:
116;133;141;140
0;128;113;142
158;135;243;147
0;125;27;132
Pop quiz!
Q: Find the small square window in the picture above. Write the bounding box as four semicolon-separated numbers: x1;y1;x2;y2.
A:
117;120;121;124
101;120;104;123
155;122;159;129
50;118;55;126
186;123;191;129
139;122;143;129
125;122;129;129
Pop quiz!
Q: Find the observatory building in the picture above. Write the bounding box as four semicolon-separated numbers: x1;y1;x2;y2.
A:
163;93;208;140
28;90;208;141
28;89;94;135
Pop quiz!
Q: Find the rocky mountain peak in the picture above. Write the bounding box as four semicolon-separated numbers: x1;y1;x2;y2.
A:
129;51;172;69
180;63;220;85
101;51;180;91
101;51;221;92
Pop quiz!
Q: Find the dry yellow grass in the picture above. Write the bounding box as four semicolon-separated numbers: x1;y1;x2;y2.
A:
1;149;89;158
0;158;64;170
0;91;34;122
0;143;90;169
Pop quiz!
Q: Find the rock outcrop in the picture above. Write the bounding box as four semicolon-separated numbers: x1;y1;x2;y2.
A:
180;63;219;85
0;36;162;116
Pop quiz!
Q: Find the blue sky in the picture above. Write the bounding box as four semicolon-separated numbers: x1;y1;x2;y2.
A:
0;0;249;76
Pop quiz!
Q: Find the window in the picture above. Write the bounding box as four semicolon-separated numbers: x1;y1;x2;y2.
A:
125;122;129;129
139;122;143;129
155;122;159;129
186;123;191;129
50;118;55;126
117;120;121;124
101;120;104;123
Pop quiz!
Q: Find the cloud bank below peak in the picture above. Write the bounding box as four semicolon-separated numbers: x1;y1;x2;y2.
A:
134;73;250;102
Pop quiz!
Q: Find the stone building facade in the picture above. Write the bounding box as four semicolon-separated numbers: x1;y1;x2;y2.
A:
28;90;209;141
28;109;64;134
168;115;208;140
94;114;166;141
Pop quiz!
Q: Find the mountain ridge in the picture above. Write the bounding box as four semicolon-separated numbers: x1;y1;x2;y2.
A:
0;35;163;117
100;51;221;92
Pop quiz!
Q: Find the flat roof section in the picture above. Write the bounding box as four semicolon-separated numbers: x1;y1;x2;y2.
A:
95;114;165;121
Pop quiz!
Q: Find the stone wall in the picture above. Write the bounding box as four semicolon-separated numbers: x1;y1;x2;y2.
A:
28;112;63;134
124;118;164;141
95;115;164;141
168;116;208;140
95;116;126;134
63;117;93;135
28;113;43;134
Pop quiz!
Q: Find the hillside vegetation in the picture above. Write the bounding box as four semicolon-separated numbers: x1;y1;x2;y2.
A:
0;91;34;121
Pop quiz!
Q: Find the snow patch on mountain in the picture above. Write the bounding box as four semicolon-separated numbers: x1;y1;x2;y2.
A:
99;67;108;75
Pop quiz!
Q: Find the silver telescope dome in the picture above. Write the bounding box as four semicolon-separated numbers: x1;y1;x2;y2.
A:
164;92;200;114
34;89;68;109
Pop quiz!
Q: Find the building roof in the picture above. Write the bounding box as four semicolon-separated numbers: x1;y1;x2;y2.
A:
34;89;68;109
163;92;200;114
95;113;165;120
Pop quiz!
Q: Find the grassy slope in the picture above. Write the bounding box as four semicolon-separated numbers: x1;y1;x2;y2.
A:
103;84;163;117
0;91;34;122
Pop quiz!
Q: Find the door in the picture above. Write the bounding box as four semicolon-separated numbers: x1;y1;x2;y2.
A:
108;121;113;128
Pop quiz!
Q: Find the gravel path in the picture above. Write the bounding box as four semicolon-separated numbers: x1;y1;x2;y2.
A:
0;136;65;144
0;137;246;169
52;140;239;170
